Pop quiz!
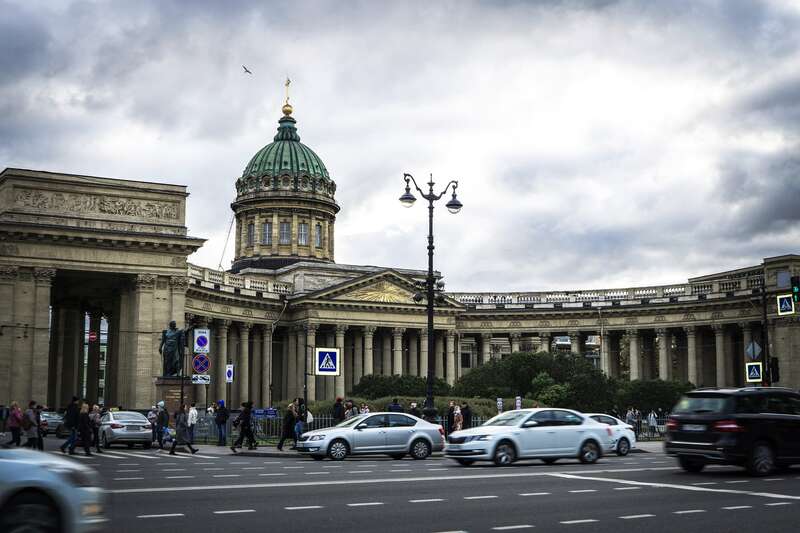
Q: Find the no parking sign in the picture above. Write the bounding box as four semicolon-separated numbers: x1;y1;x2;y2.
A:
194;328;210;353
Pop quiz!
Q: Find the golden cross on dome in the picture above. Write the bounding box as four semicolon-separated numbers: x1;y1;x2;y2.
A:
284;77;291;105
282;77;293;116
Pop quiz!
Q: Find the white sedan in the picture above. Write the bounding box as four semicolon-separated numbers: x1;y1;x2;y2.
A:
445;408;614;466
586;413;636;456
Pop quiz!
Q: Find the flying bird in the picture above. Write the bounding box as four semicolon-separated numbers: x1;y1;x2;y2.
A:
242;65;252;75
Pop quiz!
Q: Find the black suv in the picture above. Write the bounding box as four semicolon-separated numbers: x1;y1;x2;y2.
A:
665;387;800;476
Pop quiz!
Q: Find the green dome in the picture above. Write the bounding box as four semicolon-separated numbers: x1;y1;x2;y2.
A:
241;115;330;180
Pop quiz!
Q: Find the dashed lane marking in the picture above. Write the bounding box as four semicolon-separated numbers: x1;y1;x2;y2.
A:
137;514;184;519
163;468;186;472
118;463;139;466
285;506;323;510
560;519;598;524
492;525;534;530
763;478;785;482
674;510;706;514
692;483;717;486
614;487;640;491
409;499;444;503
115;470;141;473
283;466;304;469
519;493;550;496
620;515;655;519
213;474;240;478
427;468;448;471
765;502;792;506
464;495;498;500
723;506;752;510
347;502;384;507
230;461;251;465
348;470;373;474
259;473;287;477
242;467;265;470
194;462;215;465
166;476;195;479
725;480;748;484
305;472;330;475
203;468;225;471
390;469;413;472
568;490;597;493
114;477;144;481
322;465;342;468
213;509;255;514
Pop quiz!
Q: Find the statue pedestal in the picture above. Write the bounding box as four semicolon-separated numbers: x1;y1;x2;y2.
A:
155;376;193;415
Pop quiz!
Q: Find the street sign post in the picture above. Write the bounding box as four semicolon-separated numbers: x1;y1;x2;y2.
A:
745;341;762;361
515;396;522;410
315;347;340;376
777;294;795;316
496;398;503;413
225;364;234;383
193;328;210;354
192;354;210;374
191;374;211;385
88;331;98;343
746;362;763;383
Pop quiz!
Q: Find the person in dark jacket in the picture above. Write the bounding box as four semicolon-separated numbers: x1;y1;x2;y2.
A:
387;398;404;413
277;401;297;451
332;397;345;424
89;404;103;453
231;401;256;452
156;401;169;449
214;400;229;446
460;402;472;430
60;396;80;454
77;403;93;456
294;398;307;442
409;402;422;419
171;404;199;455
445;400;456;434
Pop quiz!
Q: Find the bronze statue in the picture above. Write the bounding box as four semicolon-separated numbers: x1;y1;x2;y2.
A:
159;320;186;377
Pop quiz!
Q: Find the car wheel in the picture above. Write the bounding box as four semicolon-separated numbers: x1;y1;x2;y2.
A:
678;456;705;473
0;491;61;533
748;441;776;476
456;459;475;466
579;440;600;464
616;438;630;456
101;432;110;449
327;439;349;461
312;455;325;461
493;441;516;466
410;439;431;460
542;458;557;465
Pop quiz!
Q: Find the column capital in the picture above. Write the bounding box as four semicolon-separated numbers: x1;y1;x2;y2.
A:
538;332;551;338
568;330;580;339
0;265;19;280
419;329;429;338
169;275;190;290
214;318;232;330
363;325;377;335
625;328;639;336
336;324;350;334
711;323;724;333
738;321;752;331
510;332;521;340
304;322;319;334
446;330;456;338
33;267;56;283
240;322;253;334
134;273;156;289
654;327;667;336
392;327;406;335
481;332;493;341
195;315;209;327
683;325;696;336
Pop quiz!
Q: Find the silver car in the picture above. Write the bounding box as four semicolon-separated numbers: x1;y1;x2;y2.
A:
297;412;445;461
0;448;106;532
100;411;152;449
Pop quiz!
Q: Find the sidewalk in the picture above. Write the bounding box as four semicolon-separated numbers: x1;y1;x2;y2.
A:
634;440;664;454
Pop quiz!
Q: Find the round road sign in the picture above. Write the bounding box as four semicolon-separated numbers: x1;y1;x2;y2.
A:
192;354;210;374
88;331;98;342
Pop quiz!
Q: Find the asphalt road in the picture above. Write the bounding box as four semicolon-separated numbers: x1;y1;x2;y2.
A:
42;438;800;532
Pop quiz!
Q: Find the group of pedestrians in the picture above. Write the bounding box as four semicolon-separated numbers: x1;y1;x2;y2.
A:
277;397;310;451
624;407;665;439
3;400;47;450
58;396;105;456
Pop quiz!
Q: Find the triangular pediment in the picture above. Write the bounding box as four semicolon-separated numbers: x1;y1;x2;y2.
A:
333;279;416;303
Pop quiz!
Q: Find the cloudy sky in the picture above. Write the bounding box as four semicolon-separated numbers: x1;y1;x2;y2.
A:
3;0;800;292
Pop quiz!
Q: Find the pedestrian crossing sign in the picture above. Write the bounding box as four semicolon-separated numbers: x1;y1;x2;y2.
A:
316;348;340;376
746;362;763;383
777;294;794;316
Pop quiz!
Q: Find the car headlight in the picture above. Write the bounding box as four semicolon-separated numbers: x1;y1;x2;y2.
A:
49;465;100;488
308;435;326;441
464;435;493;442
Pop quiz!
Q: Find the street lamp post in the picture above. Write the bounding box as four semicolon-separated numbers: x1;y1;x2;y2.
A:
399;173;462;418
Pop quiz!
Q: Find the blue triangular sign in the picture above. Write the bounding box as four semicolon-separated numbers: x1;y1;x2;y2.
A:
319;353;336;371
748;365;760;379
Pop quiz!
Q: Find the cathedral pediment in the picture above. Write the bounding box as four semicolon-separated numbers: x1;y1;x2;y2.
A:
333;279;415;304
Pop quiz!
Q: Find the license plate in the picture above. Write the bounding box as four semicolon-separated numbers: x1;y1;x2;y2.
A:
683;424;706;432
125;426;139;431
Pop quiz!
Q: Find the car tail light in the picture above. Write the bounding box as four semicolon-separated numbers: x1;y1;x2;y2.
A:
141;425;151;430
110;423;124;429
712;419;744;432
666;418;678;431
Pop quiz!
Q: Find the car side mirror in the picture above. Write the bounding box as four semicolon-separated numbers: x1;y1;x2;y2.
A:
522;421;539;428
355;423;367;430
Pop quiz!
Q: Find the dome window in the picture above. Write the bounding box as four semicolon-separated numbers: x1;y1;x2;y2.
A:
298;222;309;246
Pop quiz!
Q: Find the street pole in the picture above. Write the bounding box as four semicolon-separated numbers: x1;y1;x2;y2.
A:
761;266;771;386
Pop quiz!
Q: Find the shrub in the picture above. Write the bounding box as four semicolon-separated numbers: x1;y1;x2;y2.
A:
351;374;450;399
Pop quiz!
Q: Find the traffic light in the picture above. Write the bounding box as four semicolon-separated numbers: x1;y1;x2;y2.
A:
770;357;780;383
792;276;800;303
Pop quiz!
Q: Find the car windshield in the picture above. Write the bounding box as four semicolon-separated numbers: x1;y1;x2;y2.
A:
335;416;365;428
482;411;529;427
114;412;147;421
672;394;732;415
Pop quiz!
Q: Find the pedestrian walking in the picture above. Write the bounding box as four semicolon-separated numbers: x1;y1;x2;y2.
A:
188;402;198;444
231;401;256;452
89;405;103;453
77;403;93;456
22;401;39;449
446;400;455;434
156;401;169;449
344;400;359;420
277;401;297;451
647;409;658;438
171;404;199;455
294;398;308;442
214;400;229;446
5;401;22;447
452;406;463;432
35;405;45;451
147;405;158;444
59;396;80;454
332;397;345;424
409;402;422;419
460;402;472;430
359;403;370;414
387;398;404;413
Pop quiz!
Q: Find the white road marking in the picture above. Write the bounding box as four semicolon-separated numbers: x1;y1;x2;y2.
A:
305;472;330;475
347;502;384;507
230;461;251;465
614;487;640;491
137;513;184;519
213;474;240;478
259;473;287;477
674;510;705;514
242;467;265;470
285;506;323;510
166;476;195;479
620;515;655;519
111;451;159;460
390;469;413;472
725;480;748;484
322;465;342;468
191;454;220;459
722;506;752;510
283;466;304;469
763;478;785;482
765;502;792;506
118;463;139;466
114;477;144;481
163;468;186;472
692;482;717;486
194;462;215;465
569;490;597;493
492;526;534;530
519;492;550;496
464;495;498;500
410;498;444;503
560;519;598;524
203;468;224;471
159;453;191;460
427;468;448;471
115;469;141;473
213;509;255;514
348;470;373;474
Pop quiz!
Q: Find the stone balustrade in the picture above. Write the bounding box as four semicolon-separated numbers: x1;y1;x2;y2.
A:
187;263;293;296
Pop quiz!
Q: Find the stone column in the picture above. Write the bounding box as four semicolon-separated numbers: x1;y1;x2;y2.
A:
539;333;551;354
353;329;364;386
656;328;670;380
214;320;230;405
685;326;697;385
31;268;55;404
713;324;726;387
287;326;298;400
435;332;444;379
251;325;262;405
305;323;318;401
102;308;117;407
132;274;156;409
510;332;521;354
0;266;17;404
344;331;354;394
238;323;251;404
419;330;429;377
446;330;456;385
481;333;491;364
628;329;641;381
335;324;348;398
392;327;405;376
569;331;581;355
363;326;375;377
262;325;272;406
381;331;391;375
600;331;611;375
408;330;418;377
